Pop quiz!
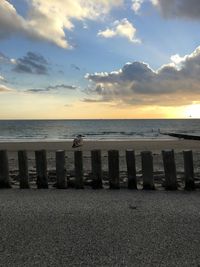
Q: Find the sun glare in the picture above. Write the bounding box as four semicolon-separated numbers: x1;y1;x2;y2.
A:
183;104;200;118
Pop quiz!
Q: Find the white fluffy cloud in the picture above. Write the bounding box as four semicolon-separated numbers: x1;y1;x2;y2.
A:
0;0;26;39
85;46;200;106
0;0;123;48
131;0;144;13
98;18;140;43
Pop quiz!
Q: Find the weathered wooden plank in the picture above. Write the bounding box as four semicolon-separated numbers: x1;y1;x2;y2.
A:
91;150;103;189
0;150;11;188
183;150;195;190
108;150;120;189
162;150;177;190
18;150;30;189
126;150;137;189
35;150;48;189
141;151;155;190
74;150;84;189
56;150;66;189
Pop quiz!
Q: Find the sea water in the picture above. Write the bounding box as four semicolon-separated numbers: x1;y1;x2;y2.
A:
0;119;199;141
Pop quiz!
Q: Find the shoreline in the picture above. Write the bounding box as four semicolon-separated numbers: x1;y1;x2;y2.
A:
0;139;200;152
0;137;177;142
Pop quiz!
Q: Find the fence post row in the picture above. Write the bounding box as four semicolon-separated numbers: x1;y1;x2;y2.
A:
0;149;198;190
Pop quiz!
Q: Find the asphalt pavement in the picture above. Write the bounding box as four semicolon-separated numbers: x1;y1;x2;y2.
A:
0;189;200;267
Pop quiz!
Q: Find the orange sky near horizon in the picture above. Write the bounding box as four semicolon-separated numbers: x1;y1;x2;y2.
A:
1;90;199;119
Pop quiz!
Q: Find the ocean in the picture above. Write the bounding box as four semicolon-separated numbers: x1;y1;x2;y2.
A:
0;119;199;141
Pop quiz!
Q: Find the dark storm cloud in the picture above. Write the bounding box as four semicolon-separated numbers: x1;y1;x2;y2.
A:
13;52;49;75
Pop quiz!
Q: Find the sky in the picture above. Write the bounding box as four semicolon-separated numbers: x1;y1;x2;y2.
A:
0;0;200;119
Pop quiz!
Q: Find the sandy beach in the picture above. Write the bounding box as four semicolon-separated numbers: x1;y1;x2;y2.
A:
0;140;200;189
1;139;200;152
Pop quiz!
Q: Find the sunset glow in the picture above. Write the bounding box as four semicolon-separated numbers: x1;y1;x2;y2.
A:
183;104;200;119
0;0;200;119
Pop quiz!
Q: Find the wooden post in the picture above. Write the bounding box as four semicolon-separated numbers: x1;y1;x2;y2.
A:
74;150;84;189
35;150;48;189
91;150;103;189
183;150;195;190
162;150;177;190
0;150;11;188
108;150;120;189
18;150;30;189
126;150;137;189
56;150;66;189
141;151;155;190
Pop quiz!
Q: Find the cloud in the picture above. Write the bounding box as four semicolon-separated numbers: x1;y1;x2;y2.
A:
0;52;16;65
0;52;9;63
71;64;81;71
131;0;144;14
131;0;200;20
26;88;46;93
85;46;200;106
98;18;141;43
13;52;49;75
151;0;200;19
0;75;6;82
26;84;77;93
82;98;108;103
0;0;123;49
47;84;77;90
0;84;14;92
0;0;26;39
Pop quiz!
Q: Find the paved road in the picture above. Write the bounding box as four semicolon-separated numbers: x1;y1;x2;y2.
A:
0;189;200;267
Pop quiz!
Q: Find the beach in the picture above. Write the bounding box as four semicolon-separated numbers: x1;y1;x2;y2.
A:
0;140;200;189
0;140;200;266
1;139;200;152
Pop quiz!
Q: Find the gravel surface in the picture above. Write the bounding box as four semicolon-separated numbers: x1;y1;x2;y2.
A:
0;189;200;267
